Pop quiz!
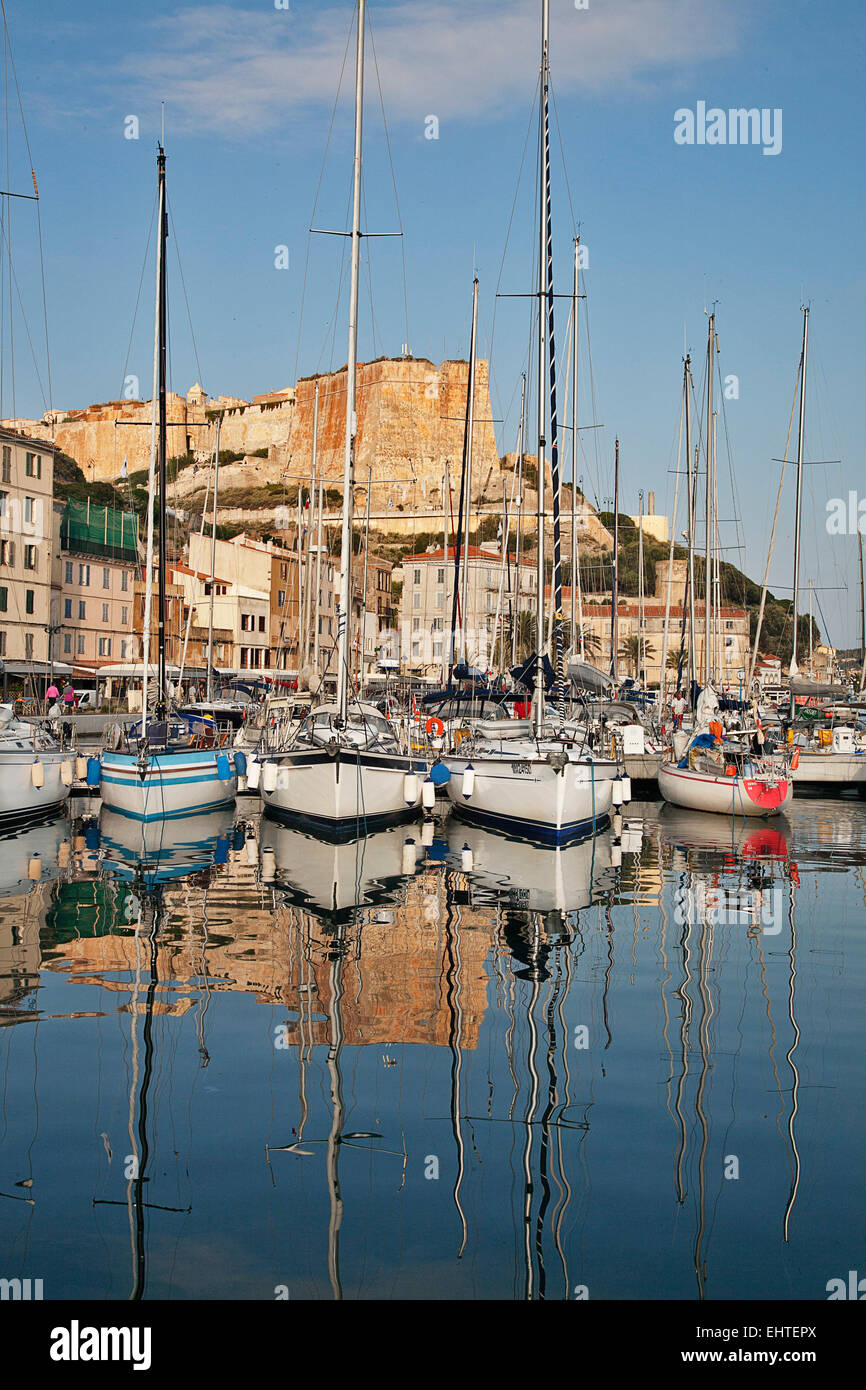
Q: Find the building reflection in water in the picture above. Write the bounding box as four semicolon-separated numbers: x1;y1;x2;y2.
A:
0;798;860;1298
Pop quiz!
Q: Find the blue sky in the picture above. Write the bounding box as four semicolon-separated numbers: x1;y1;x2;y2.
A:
2;0;864;646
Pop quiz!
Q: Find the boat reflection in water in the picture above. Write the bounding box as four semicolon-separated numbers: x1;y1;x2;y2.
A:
98;805;237;886
444;817;621;917
257;816;424;924
0;813;71;899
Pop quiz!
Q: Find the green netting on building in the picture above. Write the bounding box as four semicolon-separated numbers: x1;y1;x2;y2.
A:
60;499;139;562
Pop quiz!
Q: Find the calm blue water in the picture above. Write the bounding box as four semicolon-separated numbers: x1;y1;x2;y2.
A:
0;797;863;1300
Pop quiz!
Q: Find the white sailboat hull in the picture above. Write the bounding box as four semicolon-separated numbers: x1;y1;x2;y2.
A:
790;749;866;793
99;748;239;821
658;761;792;817
0;750;72;824
443;750;616;845
260;746;424;838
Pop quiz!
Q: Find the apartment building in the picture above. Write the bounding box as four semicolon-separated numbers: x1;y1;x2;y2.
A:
187;531;339;675
50;499;140;670
0;430;55;668
400;542;537;674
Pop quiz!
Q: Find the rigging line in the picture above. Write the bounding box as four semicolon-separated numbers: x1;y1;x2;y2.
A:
0;0;50;407
167;202;205;396
547;78;578;237
487;74;540;431
0;209;48;405
292;12;355;387
366;11;410;354
119;193;158;401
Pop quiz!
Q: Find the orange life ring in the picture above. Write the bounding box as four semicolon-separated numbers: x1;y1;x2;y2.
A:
426;716;445;737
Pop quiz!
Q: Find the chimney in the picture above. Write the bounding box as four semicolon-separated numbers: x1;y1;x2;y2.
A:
648;489;655;514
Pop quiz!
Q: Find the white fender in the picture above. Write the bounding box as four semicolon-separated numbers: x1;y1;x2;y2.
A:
461;764;475;799
621;775;632;803
262;762;278;793
401;838;417;875
247;759;262;790
75;756;88;780
60;760;74;786
461;843;474;872
611;777;624;807
260;846;276;881
403;772;419;805
31;759;44;789
422;777;436;810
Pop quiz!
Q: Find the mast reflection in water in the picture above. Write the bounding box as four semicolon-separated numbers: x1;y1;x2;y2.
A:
0;800;861;1299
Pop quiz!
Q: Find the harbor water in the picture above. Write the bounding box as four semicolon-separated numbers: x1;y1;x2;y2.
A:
0;799;863;1301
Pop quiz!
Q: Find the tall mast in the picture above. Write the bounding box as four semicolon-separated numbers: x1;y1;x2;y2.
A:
303;380;319;668
571;236;583;659
336;0;365;724
638;490;645;684
313;479;324;675
155;145;169;719
610;437;619;682
533;0;550;734
206;414;221;703
789;305;809;681
512;374;526;666
859;533;866;694
459;278;479;668
703;312;714;688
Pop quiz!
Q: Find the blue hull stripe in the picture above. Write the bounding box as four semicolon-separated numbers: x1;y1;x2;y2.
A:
452;801;610;846
100;772;231;787
103;796;236;823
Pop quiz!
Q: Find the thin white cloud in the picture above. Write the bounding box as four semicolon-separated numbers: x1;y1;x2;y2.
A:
108;0;744;137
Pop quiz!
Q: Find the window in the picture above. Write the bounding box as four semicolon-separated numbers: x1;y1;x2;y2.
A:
98;637;112;656
121;570;129;592
432;617;443;631
437;568;445;584
24;497;34;524
413;592;421;609
103;567;110;589
63;633;71;654
725;620;734;630
78;601;86;619
0;490;6;521
414;569;421;585
0;587;5;612
412;617;420;632
24;545;37;570
0;540;13;566
65;560;73;583
121;605;128;625
436;590;444;609
258;615;265;632
25;589;34;615
77;634;85;653
63;598;72;618
25;632;33;659
433;642;442;660
280;563;287;579
277;589;286;607
102;603;109;623
79;564;90;586
25;452;41;478
1;445;9;482
0;631;5;656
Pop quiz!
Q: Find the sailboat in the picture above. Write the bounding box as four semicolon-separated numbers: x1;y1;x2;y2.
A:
96;145;241;820
256;0;424;839
658;317;793;816
441;0;618;846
